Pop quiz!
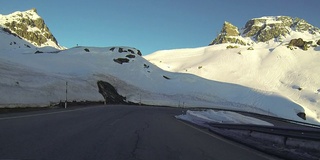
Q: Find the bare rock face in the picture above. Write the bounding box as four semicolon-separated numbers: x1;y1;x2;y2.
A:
113;58;130;64
242;16;319;42
97;80;126;104
220;21;240;36
243;17;290;42
2;8;60;48
209;22;246;45
288;38;309;50
288;38;313;51
297;112;306;120
210;16;320;45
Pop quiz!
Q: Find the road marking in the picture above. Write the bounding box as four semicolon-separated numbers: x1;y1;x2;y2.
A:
109;118;121;126
0;107;100;120
177;120;282;160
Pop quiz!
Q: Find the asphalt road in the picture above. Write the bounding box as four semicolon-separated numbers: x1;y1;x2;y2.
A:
0;105;280;160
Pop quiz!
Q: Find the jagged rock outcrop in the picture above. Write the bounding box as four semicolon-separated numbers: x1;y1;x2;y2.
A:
210;16;320;45
110;47;143;64
297;112;306;120
113;58;130;64
210;22;246;45
288;38;313;50
109;47;142;56
242;16;320;42
97;80;126;104
0;8;61;48
243;17;290;42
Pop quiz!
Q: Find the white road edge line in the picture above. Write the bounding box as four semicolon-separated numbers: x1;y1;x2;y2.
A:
177;119;282;160
109;118;121;126
0;106;101;120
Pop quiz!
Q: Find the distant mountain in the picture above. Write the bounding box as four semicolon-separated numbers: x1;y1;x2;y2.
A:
0;8;62;49
210;16;320;46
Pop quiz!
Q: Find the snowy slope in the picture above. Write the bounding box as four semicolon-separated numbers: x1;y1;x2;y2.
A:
145;40;320;125
1;12;319;125
1;42;319;124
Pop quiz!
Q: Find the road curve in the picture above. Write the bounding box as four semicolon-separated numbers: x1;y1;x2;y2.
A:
0;105;280;160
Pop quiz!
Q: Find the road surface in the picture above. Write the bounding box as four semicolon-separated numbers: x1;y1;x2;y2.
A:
0;105;280;160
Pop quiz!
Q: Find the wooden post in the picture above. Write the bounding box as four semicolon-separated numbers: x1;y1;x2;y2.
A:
65;81;68;108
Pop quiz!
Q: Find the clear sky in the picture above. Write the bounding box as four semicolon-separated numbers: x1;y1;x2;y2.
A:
1;0;319;55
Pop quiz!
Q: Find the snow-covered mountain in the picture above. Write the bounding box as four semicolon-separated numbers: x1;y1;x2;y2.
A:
1;11;319;125
0;8;63;49
145;16;320;125
209;16;320;46
2;45;316;124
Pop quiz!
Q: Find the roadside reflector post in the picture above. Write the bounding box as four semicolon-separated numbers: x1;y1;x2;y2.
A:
65;81;68;108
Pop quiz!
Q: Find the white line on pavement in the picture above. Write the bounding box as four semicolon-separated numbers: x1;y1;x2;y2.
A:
0;107;101;120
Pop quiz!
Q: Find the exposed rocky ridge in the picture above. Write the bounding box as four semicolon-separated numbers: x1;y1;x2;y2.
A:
0;8;61;49
288;38;311;50
210;22;246;45
210;16;320;46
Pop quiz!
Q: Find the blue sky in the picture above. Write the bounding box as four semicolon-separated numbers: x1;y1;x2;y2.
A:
1;0;319;55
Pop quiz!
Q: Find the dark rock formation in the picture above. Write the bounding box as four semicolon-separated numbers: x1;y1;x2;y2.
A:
137;50;142;56
128;49;134;54
163;75;170;80
34;50;43;54
297;112;306;120
317;40;320;45
126;54;135;58
84;48;90;52
97;80;126;104
113;58;130;64
288;38;309;50
144;64;149;68
109;47;142;56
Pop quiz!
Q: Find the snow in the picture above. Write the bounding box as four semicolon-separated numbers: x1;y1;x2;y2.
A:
1;10;320;125
251;16;283;27
1;40;319;125
145;37;320;125
176;110;273;126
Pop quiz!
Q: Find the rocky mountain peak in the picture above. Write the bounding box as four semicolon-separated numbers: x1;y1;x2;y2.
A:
242;16;320;42
209;21;244;45
221;21;240;36
0;8;61;49
210;16;320;46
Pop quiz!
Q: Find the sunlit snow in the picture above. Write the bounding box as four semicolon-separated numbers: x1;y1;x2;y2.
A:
176;110;273;126
145;31;320;125
1;11;320;125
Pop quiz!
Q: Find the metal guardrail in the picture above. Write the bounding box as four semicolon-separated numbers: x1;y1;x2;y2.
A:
207;123;320;141
184;107;320;129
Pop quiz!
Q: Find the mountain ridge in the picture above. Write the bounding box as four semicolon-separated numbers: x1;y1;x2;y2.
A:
0;8;62;49
145;16;320;124
210;16;320;46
